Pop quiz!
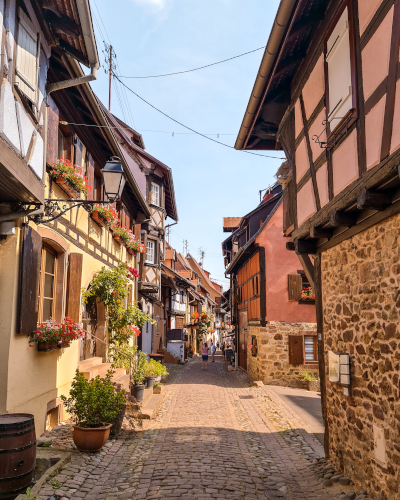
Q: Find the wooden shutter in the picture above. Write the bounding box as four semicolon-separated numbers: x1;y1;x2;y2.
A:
66;253;83;323
15;8;39;103
87;154;95;201
326;7;352;129
289;335;304;365
288;274;302;301
18;226;42;334
283;182;294;231
176;317;184;329
197;301;202;314
46;96;59;166
128;284;133;305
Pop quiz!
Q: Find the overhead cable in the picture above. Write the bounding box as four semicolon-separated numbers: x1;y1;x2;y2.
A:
116;46;266;78
113;75;285;160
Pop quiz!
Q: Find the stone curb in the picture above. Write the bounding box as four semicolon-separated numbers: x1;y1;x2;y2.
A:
15;451;71;499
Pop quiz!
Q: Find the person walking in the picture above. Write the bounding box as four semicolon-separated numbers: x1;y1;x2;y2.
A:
211;342;217;362
201;342;209;370
225;344;234;369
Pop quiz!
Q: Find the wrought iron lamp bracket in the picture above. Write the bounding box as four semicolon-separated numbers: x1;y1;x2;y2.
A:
28;199;112;224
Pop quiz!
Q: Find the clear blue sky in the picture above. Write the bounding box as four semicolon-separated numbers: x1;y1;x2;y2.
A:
89;0;283;289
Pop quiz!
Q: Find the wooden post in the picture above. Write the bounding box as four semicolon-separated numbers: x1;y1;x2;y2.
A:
314;254;329;458
297;254;315;289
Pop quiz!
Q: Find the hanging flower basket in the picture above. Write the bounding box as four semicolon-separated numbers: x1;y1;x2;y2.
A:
55;177;80;199
91;210;109;228
37;341;59;352
50;159;91;198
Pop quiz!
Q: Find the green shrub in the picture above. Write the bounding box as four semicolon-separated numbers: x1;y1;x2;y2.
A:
61;370;126;428
300;370;318;382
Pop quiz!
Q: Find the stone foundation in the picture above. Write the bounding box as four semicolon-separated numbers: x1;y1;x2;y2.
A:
246;321;318;388
322;212;400;500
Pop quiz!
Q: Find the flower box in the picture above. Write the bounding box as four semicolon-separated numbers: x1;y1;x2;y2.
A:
113;233;124;245
59;340;71;349
127;248;137;256
91;210;109;228
37;341;59;352
55;177;80;199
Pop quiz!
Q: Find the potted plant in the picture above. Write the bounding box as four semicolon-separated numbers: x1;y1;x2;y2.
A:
49;159;91;199
126;236;146;255
300;371;320;392
61;369;126;452
91;204;120;228
113;226;132;245
146;359;161;388
131;351;148;402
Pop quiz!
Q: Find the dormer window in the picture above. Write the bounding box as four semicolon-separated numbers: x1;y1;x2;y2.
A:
151;182;160;206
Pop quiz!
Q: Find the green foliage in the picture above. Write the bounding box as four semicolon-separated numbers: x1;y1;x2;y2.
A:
49;480;61;490
109;304;155;346
22;487;37;500
109;344;138;372
61;370;126;427
300;370;318;382
82;263;130;310
132;351;148;385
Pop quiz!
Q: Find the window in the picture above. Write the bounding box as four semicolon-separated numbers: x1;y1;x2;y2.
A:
325;5;355;132
38;246;57;322
146;240;155;264
15;8;39;104
304;336;318;362
151;182;160;206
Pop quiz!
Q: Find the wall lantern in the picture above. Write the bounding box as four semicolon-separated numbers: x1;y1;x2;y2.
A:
101;156;126;202
27;157;126;224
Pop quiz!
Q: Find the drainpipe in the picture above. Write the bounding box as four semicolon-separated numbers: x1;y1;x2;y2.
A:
47;0;99;94
235;0;297;150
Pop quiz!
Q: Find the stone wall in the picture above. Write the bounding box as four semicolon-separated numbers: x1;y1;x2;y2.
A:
322;212;400;500
246;321;318;388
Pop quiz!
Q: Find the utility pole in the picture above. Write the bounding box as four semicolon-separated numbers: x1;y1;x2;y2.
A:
184;239;188;256
198;247;205;267
103;43;116;112
109;44;112;111
166;226;171;244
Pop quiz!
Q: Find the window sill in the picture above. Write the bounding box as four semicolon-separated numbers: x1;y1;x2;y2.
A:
145;262;158;267
298;299;315;304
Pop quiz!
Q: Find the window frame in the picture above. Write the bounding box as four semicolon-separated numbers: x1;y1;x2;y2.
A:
324;0;358;145
38;245;58;323
304;335;318;363
146;239;156;264
150;182;160;207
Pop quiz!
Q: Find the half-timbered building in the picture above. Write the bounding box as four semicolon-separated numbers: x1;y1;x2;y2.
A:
223;183;316;380
236;0;400;497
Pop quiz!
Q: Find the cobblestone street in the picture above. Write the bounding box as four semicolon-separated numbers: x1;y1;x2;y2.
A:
33;356;365;500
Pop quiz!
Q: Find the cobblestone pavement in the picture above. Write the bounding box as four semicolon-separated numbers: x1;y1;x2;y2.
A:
32;356;358;500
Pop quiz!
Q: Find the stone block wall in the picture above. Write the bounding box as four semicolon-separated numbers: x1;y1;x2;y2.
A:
246;321;318;388
322;213;400;500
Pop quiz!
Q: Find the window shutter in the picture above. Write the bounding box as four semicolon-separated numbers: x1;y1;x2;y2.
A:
66;253;83;323
326;7;352;129
283;181;294;231
288;274;302;301
18;226;42;334
46;97;59;166
15;8;39;103
289;335;304;365
86;154;95;201
128;284;133;305
197;302;202;314
134;223;141;241
176;317;184;329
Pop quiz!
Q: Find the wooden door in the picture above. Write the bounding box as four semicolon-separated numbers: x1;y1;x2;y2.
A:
81;295;97;361
238;310;248;371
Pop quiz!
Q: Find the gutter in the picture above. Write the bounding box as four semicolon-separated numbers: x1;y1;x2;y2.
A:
47;0;100;94
234;0;297;150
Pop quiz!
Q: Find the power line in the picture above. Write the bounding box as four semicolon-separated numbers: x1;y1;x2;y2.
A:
114;75;285;160
116;46;265;79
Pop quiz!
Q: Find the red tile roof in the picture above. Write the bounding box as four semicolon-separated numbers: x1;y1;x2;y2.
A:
223;217;242;232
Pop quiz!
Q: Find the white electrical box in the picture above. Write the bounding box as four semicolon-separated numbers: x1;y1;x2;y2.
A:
373;425;387;466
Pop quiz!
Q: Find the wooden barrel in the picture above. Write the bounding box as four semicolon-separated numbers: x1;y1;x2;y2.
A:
0;414;36;499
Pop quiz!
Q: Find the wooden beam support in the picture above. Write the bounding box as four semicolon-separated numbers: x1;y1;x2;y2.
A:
286;241;295;251
295;239;317;255
330;210;357;228
310;226;333;239
297;254;315;289
46;11;81;39
356;188;391;211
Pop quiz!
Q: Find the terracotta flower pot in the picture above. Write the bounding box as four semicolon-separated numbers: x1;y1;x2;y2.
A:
37;341;58;352
73;424;112;452
113;234;124;245
91;211;109;228
55;177;80;199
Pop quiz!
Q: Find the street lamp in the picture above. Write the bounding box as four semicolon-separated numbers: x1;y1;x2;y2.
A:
27;156;127;224
101;156;126;202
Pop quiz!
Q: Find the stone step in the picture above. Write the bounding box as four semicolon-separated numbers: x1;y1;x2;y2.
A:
140;394;163;420
78;357;103;371
80;362;125;380
114;374;130;392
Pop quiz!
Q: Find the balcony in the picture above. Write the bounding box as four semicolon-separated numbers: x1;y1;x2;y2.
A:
167;329;185;341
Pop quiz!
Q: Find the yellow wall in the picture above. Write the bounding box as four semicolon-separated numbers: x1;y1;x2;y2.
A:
0;176;138;435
